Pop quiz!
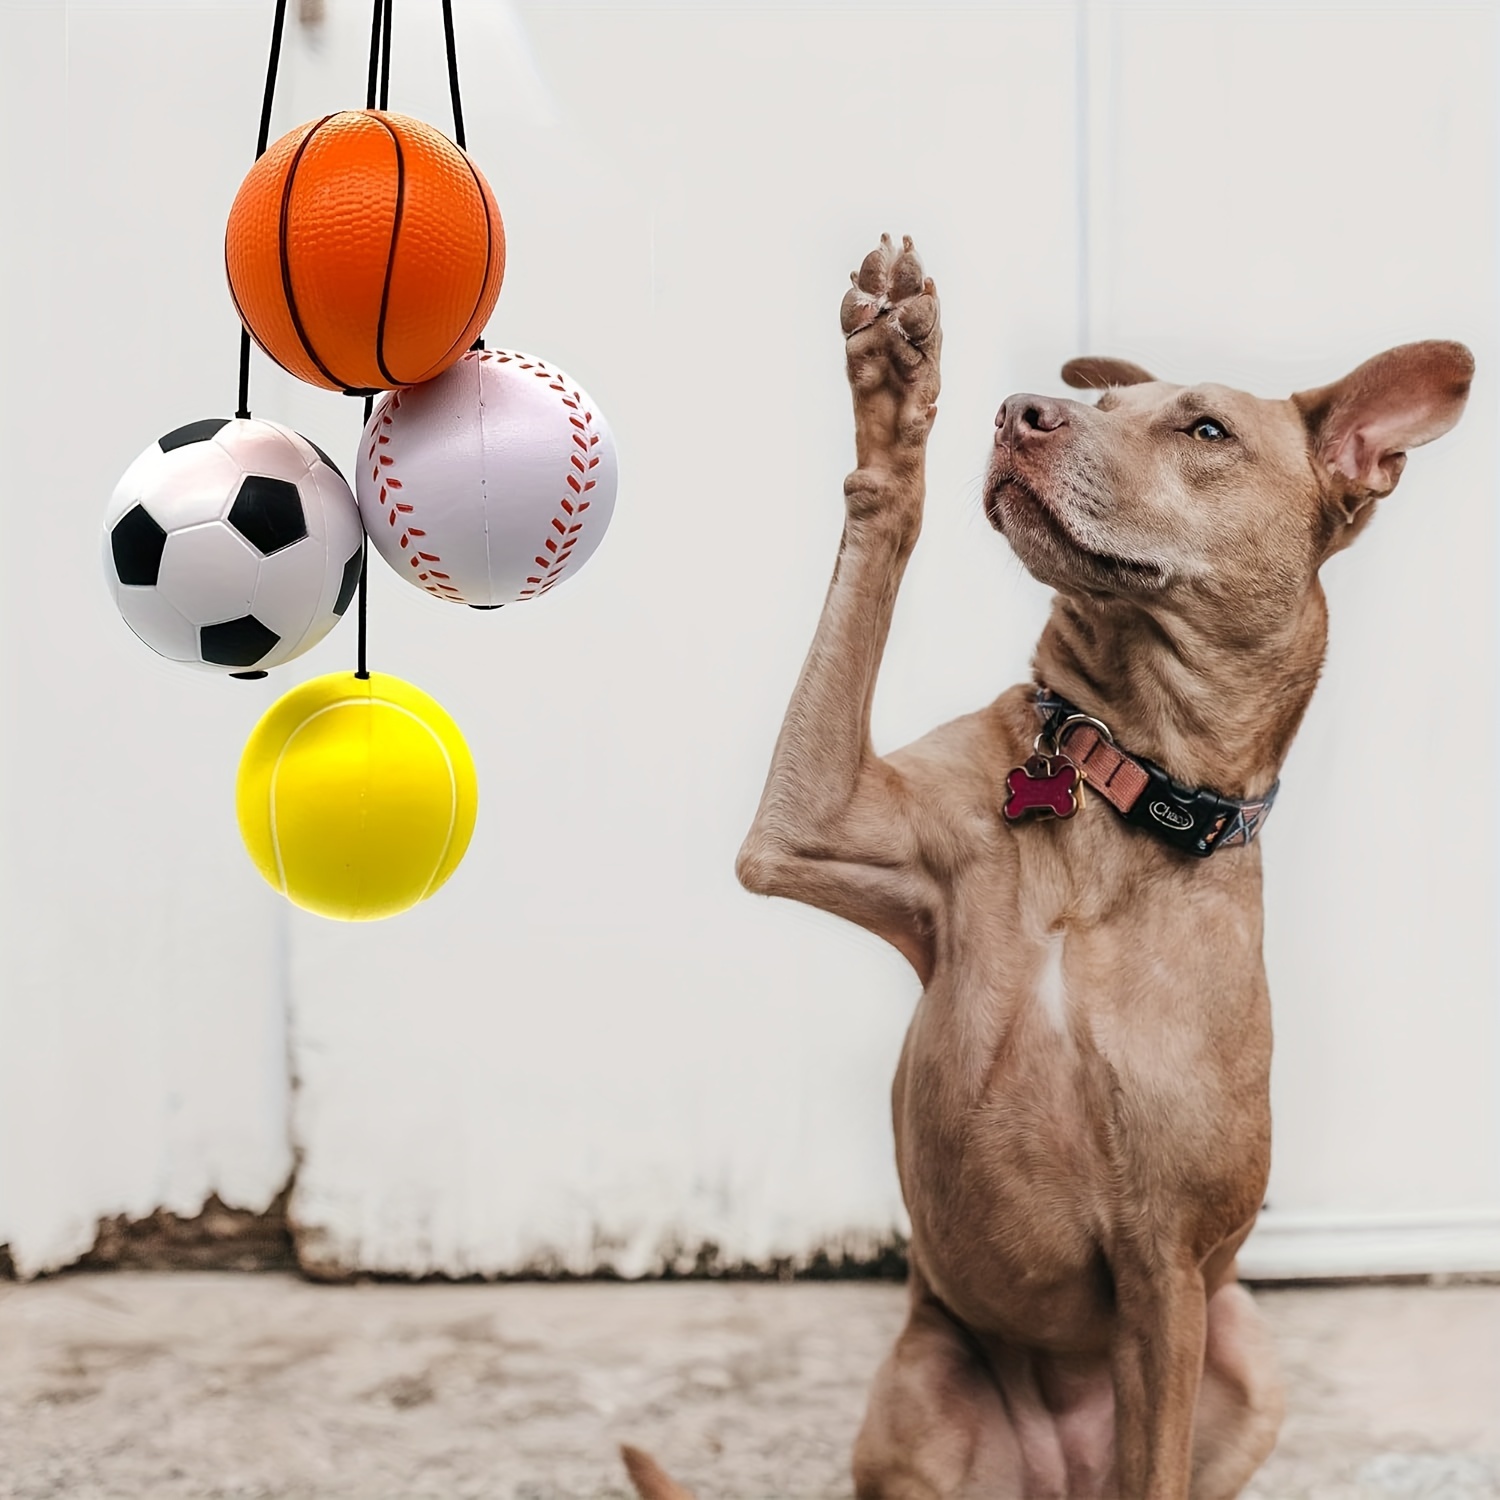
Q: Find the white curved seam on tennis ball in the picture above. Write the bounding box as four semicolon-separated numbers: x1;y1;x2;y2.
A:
341;698;461;903
265;696;459;904
400;702;461;900
267;699;365;897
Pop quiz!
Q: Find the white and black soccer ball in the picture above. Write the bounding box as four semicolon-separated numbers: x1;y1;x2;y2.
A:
104;417;366;676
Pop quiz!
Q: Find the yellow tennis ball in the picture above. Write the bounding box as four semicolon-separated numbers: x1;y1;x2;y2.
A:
236;671;478;921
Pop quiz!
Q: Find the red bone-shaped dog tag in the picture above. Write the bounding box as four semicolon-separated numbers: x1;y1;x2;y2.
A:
1003;755;1081;822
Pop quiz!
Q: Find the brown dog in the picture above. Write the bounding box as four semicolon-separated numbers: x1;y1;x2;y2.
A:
624;235;1472;1499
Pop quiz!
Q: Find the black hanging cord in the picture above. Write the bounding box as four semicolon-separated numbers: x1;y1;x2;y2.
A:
439;1;484;352
235;0;468;680
235;320;255;425
441;0;466;150
255;3;289;158
357;389;374;681
365;0;384;110
236;0;290;420
355;0;393;679
378;0;393;111
355;522;370;681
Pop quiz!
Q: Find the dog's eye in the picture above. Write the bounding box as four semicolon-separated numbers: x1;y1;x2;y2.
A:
1189;418;1229;441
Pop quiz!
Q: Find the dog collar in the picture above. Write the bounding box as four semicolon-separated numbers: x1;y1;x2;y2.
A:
1001;687;1278;858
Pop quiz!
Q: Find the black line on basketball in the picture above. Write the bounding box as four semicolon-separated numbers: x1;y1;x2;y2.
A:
430;147;495;377
279;113;358;392
225;244;251;334
373;113;407;388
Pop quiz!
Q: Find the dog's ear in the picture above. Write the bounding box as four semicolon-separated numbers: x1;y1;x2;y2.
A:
1294;343;1473;531
1061;357;1157;391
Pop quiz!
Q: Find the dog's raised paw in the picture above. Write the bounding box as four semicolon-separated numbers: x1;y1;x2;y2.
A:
841;233;940;353
840;234;942;455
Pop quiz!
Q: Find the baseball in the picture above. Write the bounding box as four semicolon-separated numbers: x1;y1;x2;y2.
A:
356;348;618;607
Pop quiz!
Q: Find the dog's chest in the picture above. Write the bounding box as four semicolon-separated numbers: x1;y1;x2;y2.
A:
1031;930;1070;1032
894;834;1274;1319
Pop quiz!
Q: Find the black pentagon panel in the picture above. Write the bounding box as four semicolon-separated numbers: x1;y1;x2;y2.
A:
228;475;307;555
159;417;230;452
307;439;346;481
201;615;280;668
111;504;168;586
332;545;364;617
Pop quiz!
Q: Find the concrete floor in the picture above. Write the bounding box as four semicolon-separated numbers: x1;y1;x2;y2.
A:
0;1275;1496;1499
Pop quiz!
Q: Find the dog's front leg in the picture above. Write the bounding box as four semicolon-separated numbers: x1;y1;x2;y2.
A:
738;236;942;979
1112;1253;1210;1499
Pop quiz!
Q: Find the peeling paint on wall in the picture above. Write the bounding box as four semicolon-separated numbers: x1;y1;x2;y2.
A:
290;1223;910;1286
78;1189;298;1275
1;1189;297;1281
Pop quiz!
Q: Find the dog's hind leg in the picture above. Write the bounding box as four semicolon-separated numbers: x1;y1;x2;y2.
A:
852;1286;1030;1499
1189;1281;1284;1500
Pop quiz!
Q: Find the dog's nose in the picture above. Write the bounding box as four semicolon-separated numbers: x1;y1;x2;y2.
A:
996;394;1071;447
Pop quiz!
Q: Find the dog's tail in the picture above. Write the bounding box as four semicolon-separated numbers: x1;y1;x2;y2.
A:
619;1443;698;1500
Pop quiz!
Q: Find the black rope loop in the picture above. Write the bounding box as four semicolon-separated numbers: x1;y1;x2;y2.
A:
441;0;467;150
237;0;474;678
355;0;393;679
236;0;289;420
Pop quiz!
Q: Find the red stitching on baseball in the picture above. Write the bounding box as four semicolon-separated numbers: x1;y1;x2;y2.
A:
374;384;462;603
517;350;607;598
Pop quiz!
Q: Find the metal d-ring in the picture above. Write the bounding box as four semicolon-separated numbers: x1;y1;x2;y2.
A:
1035;712;1115;760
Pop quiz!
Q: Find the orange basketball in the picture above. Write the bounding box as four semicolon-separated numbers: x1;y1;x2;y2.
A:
225;110;505;394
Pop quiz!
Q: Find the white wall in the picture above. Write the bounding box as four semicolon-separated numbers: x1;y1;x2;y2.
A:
1;0;1495;1279
1076;0;1500;1276
0;0;295;1278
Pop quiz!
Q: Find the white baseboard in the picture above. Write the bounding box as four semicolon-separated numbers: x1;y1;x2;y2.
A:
1239;1209;1500;1280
